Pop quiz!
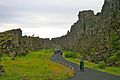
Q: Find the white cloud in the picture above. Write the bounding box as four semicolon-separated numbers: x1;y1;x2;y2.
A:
0;0;104;38
22;27;68;39
0;23;21;32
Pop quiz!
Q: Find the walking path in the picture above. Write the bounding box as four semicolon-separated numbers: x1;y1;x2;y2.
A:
50;54;120;80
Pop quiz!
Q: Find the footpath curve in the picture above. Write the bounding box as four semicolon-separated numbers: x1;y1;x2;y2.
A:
50;54;120;80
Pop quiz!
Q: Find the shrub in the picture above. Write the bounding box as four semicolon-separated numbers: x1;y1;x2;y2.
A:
65;52;77;58
97;61;106;69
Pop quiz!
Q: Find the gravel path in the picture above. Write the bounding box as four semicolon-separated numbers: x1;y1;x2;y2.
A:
50;54;120;80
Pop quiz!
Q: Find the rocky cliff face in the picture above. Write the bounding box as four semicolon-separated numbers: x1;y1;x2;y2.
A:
51;0;120;66
0;29;50;59
0;29;22;60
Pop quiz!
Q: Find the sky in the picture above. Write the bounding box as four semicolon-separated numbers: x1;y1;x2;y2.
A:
0;0;104;38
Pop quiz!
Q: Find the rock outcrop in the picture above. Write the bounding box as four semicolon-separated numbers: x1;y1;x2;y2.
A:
51;0;120;66
0;29;51;58
0;29;22;59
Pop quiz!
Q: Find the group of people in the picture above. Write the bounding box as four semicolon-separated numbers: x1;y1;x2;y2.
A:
54;49;63;56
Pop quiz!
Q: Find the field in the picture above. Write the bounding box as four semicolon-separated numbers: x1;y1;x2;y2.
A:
0;49;74;80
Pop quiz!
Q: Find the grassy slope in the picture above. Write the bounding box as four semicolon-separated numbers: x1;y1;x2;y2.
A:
64;51;120;76
0;49;74;80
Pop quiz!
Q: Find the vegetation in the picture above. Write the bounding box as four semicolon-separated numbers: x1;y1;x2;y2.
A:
0;49;74;80
64;51;78;58
96;61;106;69
0;33;13;61
108;31;120;66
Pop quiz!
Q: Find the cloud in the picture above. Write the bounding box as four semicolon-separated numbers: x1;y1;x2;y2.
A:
0;0;104;38
22;27;68;38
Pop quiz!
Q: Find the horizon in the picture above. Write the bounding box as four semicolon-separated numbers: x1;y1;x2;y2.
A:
0;0;104;38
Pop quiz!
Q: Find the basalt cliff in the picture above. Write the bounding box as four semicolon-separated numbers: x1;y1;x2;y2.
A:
0;29;52;60
51;0;120;66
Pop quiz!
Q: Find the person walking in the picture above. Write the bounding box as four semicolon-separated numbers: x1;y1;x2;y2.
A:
80;58;84;72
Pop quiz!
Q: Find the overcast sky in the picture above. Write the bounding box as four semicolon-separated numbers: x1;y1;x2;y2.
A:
0;0;104;38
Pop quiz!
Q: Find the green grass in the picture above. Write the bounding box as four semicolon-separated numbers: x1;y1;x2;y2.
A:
64;51;120;76
0;49;74;80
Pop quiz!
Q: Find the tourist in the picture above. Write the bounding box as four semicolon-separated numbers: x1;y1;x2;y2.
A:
80;58;84;72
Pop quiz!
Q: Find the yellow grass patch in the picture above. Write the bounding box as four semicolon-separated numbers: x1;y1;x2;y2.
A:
48;61;74;77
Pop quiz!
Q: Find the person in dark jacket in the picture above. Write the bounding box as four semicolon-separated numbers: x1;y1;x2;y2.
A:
80;58;84;72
